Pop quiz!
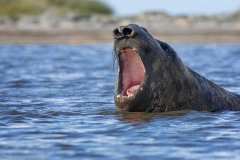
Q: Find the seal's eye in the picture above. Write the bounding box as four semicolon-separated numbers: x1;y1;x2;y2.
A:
160;43;170;52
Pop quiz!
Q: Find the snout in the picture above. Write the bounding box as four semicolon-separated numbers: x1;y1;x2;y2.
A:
113;25;135;40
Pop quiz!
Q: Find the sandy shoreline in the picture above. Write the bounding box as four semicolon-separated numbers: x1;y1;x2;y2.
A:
0;28;240;44
1;11;240;44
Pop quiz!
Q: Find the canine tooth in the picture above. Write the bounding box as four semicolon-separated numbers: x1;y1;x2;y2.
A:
128;94;133;98
117;95;121;99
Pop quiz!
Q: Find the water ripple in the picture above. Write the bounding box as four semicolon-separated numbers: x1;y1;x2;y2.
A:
0;44;239;160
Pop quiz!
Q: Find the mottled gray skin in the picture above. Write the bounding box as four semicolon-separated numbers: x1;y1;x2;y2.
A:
113;24;240;112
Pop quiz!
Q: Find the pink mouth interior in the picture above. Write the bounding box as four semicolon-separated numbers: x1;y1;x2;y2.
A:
120;48;145;97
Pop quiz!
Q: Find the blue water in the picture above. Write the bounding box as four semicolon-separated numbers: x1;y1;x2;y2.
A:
0;44;240;160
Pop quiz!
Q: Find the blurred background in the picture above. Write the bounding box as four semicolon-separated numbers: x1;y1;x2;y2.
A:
0;0;240;43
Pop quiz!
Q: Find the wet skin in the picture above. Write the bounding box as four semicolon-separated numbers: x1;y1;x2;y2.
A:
113;24;240;112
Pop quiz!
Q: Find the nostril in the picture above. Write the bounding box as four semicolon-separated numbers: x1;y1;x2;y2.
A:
113;26;134;39
113;28;121;37
122;27;133;36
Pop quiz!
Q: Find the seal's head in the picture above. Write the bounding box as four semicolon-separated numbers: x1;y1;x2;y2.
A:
113;24;240;112
113;24;187;112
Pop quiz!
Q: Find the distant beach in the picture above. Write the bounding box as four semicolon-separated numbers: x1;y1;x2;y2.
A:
0;12;240;43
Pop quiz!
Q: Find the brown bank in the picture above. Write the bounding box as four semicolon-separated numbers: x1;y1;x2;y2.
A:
0;28;240;44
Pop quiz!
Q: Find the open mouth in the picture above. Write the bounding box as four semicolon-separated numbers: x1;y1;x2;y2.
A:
118;48;145;98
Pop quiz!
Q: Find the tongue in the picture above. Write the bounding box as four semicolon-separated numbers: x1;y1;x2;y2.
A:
120;48;145;97
126;85;140;97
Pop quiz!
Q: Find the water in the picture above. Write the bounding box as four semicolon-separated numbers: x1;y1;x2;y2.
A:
0;44;239;160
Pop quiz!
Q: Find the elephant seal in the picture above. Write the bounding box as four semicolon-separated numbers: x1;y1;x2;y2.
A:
113;24;240;112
